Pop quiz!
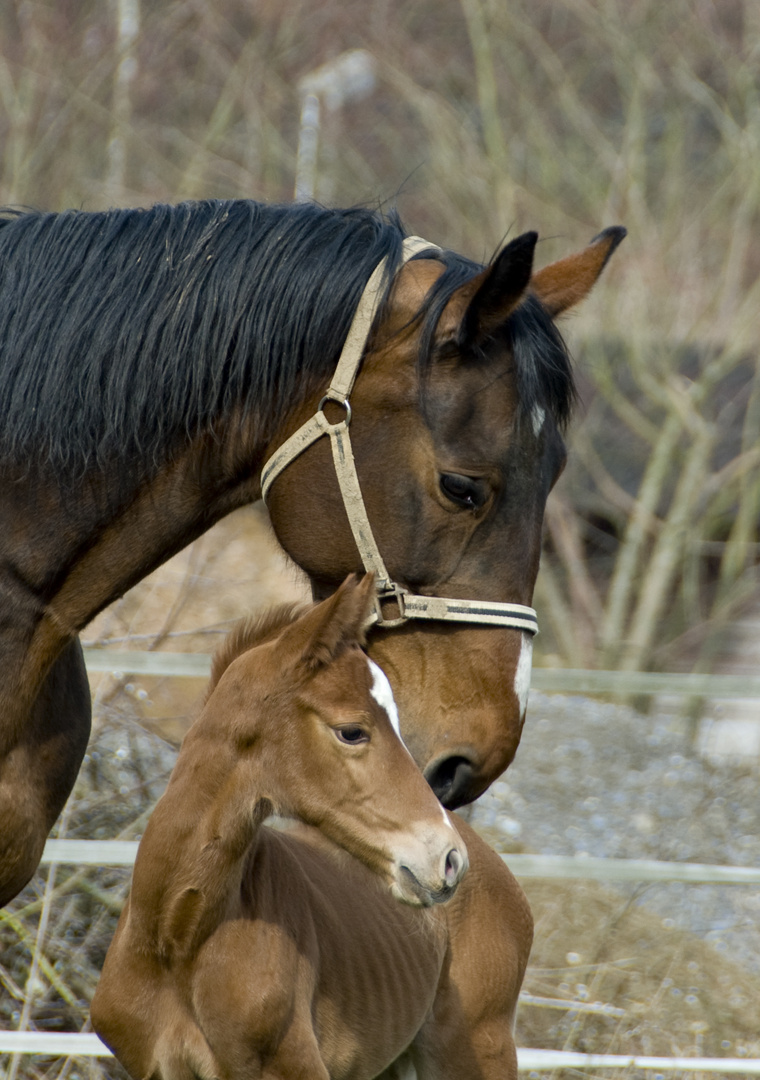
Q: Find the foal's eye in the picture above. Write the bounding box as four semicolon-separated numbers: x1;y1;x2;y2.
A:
440;473;487;510
334;725;369;746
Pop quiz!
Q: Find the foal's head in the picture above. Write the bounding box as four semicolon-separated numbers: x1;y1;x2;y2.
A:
204;573;467;906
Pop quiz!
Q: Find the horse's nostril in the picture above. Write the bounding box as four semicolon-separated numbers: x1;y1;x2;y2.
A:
424;755;477;809
444;847;463;887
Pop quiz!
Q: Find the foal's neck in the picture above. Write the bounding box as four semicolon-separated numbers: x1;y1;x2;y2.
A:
128;718;272;961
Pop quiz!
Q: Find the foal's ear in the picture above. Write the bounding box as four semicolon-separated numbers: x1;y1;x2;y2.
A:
450;231;538;348
282;573;376;670
530;226;627;317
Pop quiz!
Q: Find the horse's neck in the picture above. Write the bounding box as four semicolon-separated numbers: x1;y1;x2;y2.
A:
62;430;268;628
128;726;271;961
7;427;267;717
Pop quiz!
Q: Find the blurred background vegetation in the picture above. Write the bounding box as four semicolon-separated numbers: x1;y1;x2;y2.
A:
2;0;759;675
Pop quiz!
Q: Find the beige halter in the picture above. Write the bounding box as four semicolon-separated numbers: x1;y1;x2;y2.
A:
261;236;539;634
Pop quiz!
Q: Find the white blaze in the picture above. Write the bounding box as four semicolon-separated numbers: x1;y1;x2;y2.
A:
367;658;404;743
514;634;533;718
367;658;451;826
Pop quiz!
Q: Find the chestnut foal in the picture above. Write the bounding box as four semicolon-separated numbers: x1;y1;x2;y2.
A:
92;575;533;1080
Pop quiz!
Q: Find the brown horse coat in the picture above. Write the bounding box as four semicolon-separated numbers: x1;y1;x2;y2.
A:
92;577;533;1080
94;819;531;1080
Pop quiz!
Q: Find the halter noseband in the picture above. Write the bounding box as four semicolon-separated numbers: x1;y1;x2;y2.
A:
260;236;539;636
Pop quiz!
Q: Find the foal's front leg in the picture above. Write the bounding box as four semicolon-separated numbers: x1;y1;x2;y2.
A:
375;1053;417;1080
238;1027;331;1080
260;1066;330;1080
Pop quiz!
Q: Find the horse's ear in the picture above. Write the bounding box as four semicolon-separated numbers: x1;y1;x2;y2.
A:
530;226;627;317
280;573;376;670
453;231;538;348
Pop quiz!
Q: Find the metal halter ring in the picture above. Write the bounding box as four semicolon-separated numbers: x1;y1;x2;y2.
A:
317;395;352;428
372;583;408;629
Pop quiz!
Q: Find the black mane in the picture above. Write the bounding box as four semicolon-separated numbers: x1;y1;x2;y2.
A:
0;200;574;475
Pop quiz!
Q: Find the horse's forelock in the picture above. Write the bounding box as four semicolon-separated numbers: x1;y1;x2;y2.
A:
509;293;577;430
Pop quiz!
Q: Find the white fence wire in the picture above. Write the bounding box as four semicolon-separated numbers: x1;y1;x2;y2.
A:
3;1031;760;1072
39;838;760;884
82;648;760;699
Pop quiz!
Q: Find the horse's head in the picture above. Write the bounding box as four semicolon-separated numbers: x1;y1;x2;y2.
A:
265;227;625;808
212;574;467;907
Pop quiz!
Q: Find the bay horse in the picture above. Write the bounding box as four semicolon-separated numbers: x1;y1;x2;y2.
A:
91;574;533;1080
0;198;625;904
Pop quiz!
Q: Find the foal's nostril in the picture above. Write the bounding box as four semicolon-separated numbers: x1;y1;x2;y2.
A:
444;847;463;887
424;755;477;809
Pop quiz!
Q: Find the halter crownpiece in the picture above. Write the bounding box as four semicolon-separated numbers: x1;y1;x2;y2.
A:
261;236;539;635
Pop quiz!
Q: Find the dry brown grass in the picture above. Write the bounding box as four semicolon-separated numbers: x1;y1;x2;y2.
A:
519;880;760;1062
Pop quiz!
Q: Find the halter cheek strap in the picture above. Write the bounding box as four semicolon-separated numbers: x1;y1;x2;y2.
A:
260;236;539;636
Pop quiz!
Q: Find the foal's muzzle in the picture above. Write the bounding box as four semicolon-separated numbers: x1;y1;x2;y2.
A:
392;838;468;907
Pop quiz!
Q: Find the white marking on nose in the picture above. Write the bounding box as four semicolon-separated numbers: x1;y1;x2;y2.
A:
531;404;546;437
514;634;533;719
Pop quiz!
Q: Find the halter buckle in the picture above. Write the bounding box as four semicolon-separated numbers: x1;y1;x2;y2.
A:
372;583;409;628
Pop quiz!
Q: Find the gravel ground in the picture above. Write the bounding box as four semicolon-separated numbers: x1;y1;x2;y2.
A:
470;691;760;976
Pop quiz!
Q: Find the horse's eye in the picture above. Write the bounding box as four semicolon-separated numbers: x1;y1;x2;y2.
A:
334;725;369;745
440;473;487;510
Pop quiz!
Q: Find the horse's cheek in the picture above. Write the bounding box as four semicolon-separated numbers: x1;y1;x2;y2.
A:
267;464;357;582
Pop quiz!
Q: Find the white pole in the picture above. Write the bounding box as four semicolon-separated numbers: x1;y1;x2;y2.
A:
294;92;321;203
293;50;376;203
107;0;140;200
